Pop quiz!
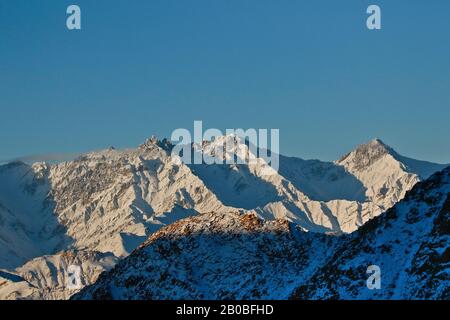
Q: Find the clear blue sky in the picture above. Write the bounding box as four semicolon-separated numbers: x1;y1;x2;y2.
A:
1;0;449;163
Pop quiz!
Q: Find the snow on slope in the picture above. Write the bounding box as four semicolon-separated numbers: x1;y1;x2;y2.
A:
192;136;448;234
0;250;118;300
337;139;422;212
74;167;450;300
292;167;450;299
72;211;338;300
0;141;231;269
0;136;447;299
48;142;230;258
0;162;70;269
0;140;235;299
279;156;367;202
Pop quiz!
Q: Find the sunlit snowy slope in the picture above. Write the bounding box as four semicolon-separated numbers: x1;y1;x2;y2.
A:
74;167;450;300
0;137;447;299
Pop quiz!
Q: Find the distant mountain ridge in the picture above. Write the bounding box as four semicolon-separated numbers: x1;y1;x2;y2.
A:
0;136;447;299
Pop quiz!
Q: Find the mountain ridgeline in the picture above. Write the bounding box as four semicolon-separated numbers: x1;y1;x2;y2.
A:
74;166;450;300
0;137;448;299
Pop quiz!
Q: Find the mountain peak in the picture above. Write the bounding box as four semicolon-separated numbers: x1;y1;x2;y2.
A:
370;137;385;145
139;135;173;153
367;138;391;150
337;138;396;170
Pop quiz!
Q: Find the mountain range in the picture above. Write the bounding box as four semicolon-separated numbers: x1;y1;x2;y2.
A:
0;136;448;299
74;166;450;300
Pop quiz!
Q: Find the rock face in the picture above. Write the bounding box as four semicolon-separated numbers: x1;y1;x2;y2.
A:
0;137;447;299
74;168;450;300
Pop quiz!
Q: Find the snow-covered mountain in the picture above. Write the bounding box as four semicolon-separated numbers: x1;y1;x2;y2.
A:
0;250;117;300
0;136;447;299
291;167;450;299
0;141;230;270
73;167;450;300
73;211;335;300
